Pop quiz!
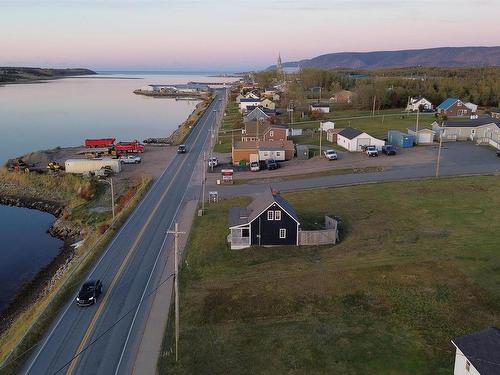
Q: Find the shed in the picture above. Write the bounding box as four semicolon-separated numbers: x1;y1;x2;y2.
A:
407;128;435;144
388;130;415;148
326;129;339;143
296;145;309;160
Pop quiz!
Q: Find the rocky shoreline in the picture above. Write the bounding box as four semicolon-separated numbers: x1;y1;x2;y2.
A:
0;195;82;334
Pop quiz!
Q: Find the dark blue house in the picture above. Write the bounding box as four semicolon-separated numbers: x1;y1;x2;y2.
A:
228;189;300;249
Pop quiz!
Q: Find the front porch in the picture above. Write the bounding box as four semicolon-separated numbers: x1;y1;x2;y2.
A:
227;227;250;250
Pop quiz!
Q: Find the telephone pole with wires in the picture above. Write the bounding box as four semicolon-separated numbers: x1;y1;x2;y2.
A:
167;222;185;362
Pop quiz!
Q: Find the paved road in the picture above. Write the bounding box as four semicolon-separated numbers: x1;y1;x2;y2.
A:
22;91;226;375
216;142;500;197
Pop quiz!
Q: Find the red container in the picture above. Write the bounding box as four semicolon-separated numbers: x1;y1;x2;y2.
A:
85;138;116;148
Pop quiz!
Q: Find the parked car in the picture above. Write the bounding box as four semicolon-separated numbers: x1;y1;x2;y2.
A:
497;150;500;158
365;145;379;157
382;145;397;156
250;161;260;172
177;144;187;154
324;149;338;160
120;155;141;164
208;156;218;168
266;159;279;170
76;279;103;306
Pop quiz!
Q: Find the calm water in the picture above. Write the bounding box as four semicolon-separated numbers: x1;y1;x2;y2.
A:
0;73;235;312
0;73;233;162
0;205;63;311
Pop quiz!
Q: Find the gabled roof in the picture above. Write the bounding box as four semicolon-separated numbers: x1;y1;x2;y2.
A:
244;107;270;120
230;188;299;228
241;98;262;103
437;98;459;109
443;117;500;128
338;127;364;140
452;327;500;375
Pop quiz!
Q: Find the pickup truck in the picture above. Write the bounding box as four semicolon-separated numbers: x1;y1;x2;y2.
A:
323;149;338;160
382;145;396;156
365;145;379;157
120;155;141;164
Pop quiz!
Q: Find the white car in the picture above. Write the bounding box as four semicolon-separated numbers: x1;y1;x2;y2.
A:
208;156;218;168
120;155;141;164
324;149;338;160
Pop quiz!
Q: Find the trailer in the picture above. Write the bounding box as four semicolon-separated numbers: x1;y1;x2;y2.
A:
65;158;121;174
115;140;145;153
387;130;415;148
85;138;116;148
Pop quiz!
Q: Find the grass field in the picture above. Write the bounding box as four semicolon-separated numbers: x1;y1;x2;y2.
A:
290;112;437;139
159;176;500;375
215;101;242;153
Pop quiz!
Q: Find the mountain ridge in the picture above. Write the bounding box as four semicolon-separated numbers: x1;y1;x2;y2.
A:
269;46;500;70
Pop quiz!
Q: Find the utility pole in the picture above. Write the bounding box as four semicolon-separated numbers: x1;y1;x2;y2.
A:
110;177;115;221
435;129;443;178
372;95;376;117
415;108;420;145
319;122;322;156
167;222;185;362
202;151;206;212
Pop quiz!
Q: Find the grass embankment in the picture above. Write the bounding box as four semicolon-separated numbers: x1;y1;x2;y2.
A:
214;101;242;154
0;172;152;373
159;176;500;374
168;96;213;146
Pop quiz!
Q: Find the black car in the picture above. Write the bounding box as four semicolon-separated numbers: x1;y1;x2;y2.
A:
497;150;500;158
76;279;103;306
382;145;397;156
177;144;187;154
266;159;279;170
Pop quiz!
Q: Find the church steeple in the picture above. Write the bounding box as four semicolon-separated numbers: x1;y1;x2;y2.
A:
277;52;284;81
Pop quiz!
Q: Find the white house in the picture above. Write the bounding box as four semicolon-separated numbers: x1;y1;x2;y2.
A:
245;92;260;100
310;103;330;114
320;121;335;131
465;102;478;113
239;98;262;112
451;327;500;375
406;97;433;112
407;128;436;144
337;127;385;152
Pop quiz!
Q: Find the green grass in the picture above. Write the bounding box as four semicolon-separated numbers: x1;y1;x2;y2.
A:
158;176;500;375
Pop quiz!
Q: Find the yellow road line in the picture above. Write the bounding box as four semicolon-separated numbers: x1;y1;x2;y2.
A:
65;106;212;375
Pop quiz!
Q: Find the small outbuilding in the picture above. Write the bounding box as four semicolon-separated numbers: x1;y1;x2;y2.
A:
310;103;331;114
407;128;435;144
337;127;385;152
387;130;415;148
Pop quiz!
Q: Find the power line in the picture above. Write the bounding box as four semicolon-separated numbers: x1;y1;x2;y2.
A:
51;272;176;375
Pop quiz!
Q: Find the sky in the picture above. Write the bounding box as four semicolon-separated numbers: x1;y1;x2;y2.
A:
1;0;499;72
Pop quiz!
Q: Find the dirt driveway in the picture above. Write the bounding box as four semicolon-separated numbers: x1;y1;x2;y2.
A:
207;146;437;183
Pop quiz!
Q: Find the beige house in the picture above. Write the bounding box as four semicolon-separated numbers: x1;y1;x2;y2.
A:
260;98;276;110
432;118;500;142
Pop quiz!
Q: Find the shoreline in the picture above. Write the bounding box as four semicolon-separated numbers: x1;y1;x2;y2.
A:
0;196;80;335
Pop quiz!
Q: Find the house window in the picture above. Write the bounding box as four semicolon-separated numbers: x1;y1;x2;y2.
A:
267;211;274;221
275;210;281;220
276;151;281;157
279;228;287;239
269;131;274;137
242;228;249;237
466;360;470;372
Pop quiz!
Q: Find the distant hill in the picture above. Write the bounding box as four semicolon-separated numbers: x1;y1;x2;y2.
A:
0;67;96;83
269;47;500;70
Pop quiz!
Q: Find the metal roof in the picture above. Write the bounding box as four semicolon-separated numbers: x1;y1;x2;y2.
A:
338;127;364;140
444;117;500;128
437;98;459;109
452;327;500;375
229;189;299;228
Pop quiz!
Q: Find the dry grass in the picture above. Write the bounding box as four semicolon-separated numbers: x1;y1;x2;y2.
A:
159;176;500;375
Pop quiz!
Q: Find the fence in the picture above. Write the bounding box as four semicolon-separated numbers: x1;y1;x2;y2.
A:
298;215;339;246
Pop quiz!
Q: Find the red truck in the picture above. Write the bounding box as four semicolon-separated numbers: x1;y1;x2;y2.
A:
85;138;116;148
115;140;145;153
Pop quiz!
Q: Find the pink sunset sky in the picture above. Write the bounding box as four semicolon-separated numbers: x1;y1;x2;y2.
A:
1;0;499;71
